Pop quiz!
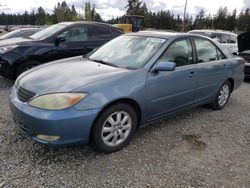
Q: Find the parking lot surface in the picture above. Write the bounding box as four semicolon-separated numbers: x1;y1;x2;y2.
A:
0;76;250;187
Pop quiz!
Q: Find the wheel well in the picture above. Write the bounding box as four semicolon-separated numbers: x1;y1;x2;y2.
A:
90;98;142;138
15;59;41;77
227;78;234;92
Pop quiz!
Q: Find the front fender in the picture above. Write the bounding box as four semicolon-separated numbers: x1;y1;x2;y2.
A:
72;69;148;121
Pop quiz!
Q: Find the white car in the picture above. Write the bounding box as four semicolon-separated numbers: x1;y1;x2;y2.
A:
188;30;238;54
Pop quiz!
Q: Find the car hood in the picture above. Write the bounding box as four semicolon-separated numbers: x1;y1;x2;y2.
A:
17;56;129;94
0;37;32;47
238;32;250;52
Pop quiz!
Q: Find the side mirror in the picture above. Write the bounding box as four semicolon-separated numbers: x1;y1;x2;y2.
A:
153;61;176;72
232;52;238;56
55;35;66;46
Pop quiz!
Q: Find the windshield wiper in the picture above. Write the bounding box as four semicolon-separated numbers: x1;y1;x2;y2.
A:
90;59;119;68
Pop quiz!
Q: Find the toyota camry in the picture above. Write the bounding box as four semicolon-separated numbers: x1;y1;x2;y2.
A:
9;31;245;153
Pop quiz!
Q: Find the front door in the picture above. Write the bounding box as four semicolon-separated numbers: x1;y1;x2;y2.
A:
146;38;197;120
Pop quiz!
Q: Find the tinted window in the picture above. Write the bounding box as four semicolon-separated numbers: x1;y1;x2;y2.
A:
211;33;221;42
194;38;225;63
158;39;193;67
221;34;231;43
229;35;237;44
61;26;88;41
90;26;112;40
111;29;123;37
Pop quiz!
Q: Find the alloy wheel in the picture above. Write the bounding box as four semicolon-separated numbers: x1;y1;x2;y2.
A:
218;84;230;107
101;111;132;147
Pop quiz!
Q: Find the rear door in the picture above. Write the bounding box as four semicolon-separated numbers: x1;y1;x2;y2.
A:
192;37;229;103
60;25;90;56
146;38;197;119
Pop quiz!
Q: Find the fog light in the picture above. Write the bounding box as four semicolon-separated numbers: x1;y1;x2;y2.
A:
36;134;60;142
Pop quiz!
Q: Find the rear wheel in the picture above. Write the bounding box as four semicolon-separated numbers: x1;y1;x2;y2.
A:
211;81;231;110
15;60;41;78
91;103;137;153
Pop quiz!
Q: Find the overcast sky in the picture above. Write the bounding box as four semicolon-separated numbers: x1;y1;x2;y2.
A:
0;0;249;20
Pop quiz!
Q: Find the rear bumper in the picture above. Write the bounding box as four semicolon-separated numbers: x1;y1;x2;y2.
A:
9;86;100;146
244;63;250;78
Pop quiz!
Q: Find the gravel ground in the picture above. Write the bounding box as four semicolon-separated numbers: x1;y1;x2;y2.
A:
0;76;250;187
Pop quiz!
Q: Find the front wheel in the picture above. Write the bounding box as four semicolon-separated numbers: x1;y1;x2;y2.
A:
15;60;41;78
91;103;137;153
211;81;232;110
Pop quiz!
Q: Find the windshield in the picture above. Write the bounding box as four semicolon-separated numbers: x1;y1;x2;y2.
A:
0;30;20;40
89;35;166;69
30;24;66;40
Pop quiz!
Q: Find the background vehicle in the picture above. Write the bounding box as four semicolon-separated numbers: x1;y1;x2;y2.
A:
238;31;250;79
0;28;42;40
114;15;144;33
0;21;123;79
188;30;238;54
9;32;245;153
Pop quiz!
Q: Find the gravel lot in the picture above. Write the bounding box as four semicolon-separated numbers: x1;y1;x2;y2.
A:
0;76;250;187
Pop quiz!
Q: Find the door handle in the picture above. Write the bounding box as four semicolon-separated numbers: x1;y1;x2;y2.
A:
189;71;197;77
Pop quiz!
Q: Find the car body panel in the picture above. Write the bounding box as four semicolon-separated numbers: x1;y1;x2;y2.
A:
146;64;196;119
0;22;123;79
9;32;245;146
238;32;250;78
0;28;41;41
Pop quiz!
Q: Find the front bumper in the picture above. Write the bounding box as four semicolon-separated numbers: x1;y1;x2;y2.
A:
0;60;15;79
9;87;100;146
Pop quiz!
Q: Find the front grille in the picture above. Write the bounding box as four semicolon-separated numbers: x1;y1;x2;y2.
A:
17;86;36;102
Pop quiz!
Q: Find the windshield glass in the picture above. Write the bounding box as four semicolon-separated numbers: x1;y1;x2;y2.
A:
30;24;66;40
89;35;166;69
0;30;20;40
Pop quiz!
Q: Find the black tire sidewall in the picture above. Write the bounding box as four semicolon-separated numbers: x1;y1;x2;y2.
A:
91;103;137;153
213;81;231;110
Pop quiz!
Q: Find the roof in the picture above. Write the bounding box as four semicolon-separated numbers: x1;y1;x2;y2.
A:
58;21;117;28
17;28;42;31
189;29;237;36
127;31;184;39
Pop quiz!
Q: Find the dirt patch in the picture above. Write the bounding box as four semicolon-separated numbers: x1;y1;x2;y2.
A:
182;134;207;150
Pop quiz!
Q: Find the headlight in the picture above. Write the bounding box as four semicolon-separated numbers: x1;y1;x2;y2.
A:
29;93;88;110
0;46;16;54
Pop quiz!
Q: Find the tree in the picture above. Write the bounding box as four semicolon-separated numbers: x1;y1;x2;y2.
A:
126;0;144;15
85;2;92;21
37;7;46;25
193;9;206;29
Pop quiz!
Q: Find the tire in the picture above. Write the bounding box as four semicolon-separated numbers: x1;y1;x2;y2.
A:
91;103;137;153
15;60;41;78
211;80;232;110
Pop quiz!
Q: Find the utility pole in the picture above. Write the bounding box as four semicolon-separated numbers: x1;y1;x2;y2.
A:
182;0;188;32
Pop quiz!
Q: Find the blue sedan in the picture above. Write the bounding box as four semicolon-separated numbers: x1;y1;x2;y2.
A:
9;31;245;152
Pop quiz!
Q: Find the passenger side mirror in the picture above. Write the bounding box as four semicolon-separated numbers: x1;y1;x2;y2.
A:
153;61;176;72
55;35;66;46
232;52;238;56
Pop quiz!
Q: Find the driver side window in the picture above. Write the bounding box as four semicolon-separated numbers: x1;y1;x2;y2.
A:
158;39;193;67
60;26;88;42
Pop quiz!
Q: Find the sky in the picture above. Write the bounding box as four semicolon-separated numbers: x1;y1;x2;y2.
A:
0;0;249;20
